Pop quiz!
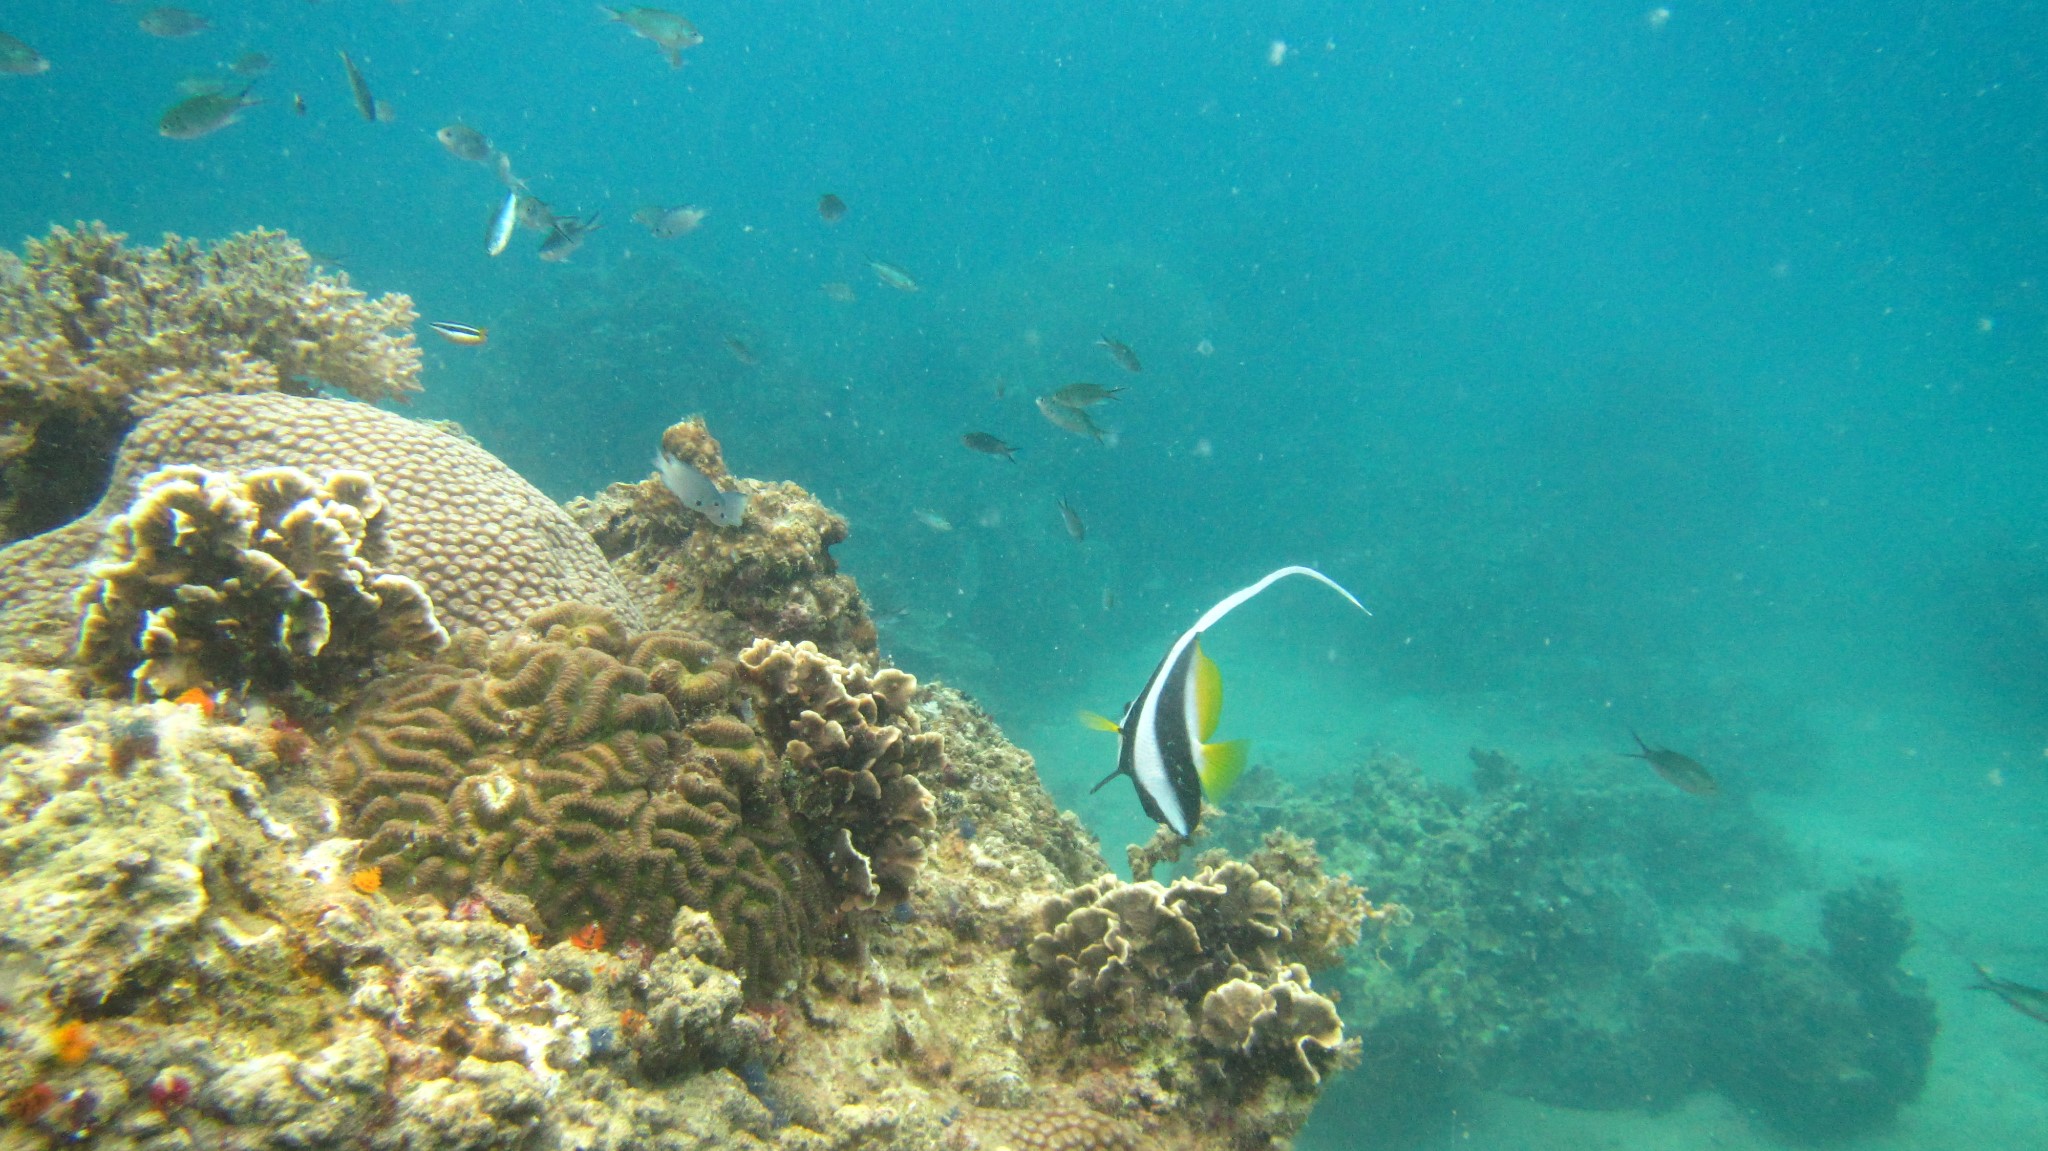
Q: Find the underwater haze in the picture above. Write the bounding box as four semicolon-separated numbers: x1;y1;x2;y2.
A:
6;0;2048;1146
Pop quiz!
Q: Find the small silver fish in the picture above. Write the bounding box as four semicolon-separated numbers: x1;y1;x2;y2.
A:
961;432;1017;462
1036;395;1107;442
631;204;706;238
1097;335;1142;373
338;50;375;121
654;450;748;527
914;509;953;533
0;30;49;76
139;7;210;39
1056;498;1085;541
159;84;257;139
601;6;703;68
723;336;757;366
869;260;919;292
515;193;555;231
1049;382;1125;408
437;122;494;163
228;50;271;77
486;191;518;257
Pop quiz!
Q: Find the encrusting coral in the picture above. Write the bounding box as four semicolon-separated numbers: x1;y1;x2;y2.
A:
0;223;420;542
738;638;940;912
568;416;877;662
75;464;448;699
332;604;825;991
0;391;641;666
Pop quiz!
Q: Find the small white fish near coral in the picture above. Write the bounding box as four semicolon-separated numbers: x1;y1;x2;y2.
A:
654;451;748;527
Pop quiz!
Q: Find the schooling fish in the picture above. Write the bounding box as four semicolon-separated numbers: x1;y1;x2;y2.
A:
437;122;494;163
159;84;257;139
1049;382;1125;408
0;30;50;76
817;193;847;222
960;432;1016;462
869;260;920;292
1084;566;1369;836
654;450;748;527
1056;498;1085;541
1036;394;1107;442
1971;963;2048;1025
538;212;601;263
1625;731;1719;796
601;6;702;69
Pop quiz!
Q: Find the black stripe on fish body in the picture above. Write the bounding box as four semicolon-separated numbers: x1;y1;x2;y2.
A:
1139;635;1206;835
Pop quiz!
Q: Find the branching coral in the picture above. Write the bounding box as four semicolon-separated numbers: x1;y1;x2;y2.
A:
739;638;940;911
567;416;877;661
332;604;825;991
0;223;420;540
75;464;448;699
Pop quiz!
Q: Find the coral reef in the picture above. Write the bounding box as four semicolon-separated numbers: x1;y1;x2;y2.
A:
0;223;420;542
1021;853;1362;1110
739;638;940;912
1646;877;1938;1143
75;464;448;699
0;391;640;665
333;604;824;992
567;416;876;662
1210;747;1803;1140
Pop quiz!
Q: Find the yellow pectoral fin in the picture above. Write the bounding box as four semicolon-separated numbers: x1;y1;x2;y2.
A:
1079;710;1123;733
1199;739;1250;798
1194;641;1223;742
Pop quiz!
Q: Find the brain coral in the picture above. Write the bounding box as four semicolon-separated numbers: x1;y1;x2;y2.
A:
0;223;420;541
567;416;877;663
76;464;448;699
332;604;825;991
0;391;641;665
738;638;940;911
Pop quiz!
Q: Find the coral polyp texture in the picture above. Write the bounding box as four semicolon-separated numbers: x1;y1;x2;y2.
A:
332;603;824;990
76;464;448;699
0;391;641;665
0;222;420;542
739;637;940;911
567;416;877;662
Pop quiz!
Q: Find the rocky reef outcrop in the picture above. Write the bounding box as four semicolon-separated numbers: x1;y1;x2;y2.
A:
0;223;419;543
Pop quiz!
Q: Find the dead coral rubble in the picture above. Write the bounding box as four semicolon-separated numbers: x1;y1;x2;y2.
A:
567;416;876;663
0;223;419;542
76;464;449;700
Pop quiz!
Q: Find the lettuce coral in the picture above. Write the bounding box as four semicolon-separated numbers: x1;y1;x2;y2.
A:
76;464;448;699
738;637;940;911
0;223;420;541
332;604;826;991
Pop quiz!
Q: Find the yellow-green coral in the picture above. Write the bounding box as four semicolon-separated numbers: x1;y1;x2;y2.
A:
76;464;448;699
0;222;419;540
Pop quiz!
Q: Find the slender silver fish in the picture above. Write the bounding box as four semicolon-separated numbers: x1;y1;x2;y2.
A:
486;190;518;257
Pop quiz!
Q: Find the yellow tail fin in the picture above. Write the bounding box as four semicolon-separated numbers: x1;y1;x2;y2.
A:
1079;710;1122;733
1194;641;1224;742
1200;739;1250;798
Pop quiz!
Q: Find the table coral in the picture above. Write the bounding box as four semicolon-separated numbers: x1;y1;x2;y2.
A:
0;391;641;666
0;222;420;542
567;416;877;663
75;464;448;699
332;604;827;992
738;638;940;912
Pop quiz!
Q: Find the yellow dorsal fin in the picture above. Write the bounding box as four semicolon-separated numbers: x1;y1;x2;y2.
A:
1079;710;1122;733
1194;641;1223;742
1200;739;1250;799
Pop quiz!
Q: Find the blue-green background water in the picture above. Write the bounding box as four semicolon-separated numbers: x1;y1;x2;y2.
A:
6;1;2048;1145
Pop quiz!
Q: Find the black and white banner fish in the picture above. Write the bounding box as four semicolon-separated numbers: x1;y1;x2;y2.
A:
1083;566;1368;836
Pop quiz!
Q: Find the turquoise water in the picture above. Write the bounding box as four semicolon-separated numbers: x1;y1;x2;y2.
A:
7;1;2048;1145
